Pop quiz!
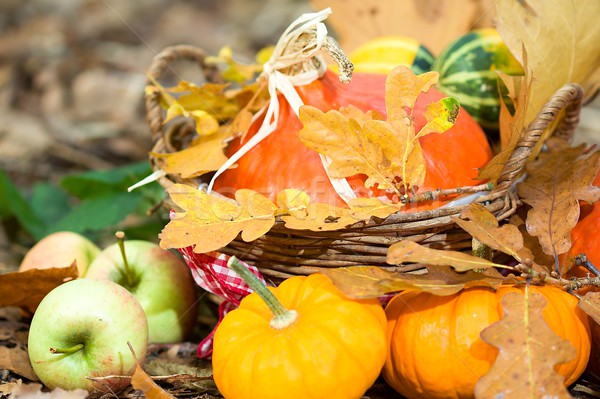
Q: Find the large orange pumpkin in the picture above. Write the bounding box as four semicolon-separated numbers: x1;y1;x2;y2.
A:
383;285;591;399
213;70;492;211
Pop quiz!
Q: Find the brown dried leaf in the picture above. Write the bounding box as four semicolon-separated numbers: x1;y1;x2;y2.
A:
517;139;600;257
509;214;554;273
130;350;176;399
475;290;575;399
310;0;495;55
160;184;276;253
452;203;525;261
0;318;37;381
495;0;600;127
578;291;600;326
0;264;78;313
320;265;504;298
8;383;88;399
478;63;532;182
387;240;503;272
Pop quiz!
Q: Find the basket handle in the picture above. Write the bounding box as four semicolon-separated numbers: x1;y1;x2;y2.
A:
493;83;584;193
145;45;223;142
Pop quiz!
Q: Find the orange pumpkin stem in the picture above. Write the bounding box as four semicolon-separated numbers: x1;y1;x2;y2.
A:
227;256;298;329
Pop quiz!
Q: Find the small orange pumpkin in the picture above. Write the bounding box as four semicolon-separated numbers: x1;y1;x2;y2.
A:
383;285;591;399
212;257;387;399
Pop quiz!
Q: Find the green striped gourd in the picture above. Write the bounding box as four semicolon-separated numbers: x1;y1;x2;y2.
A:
432;28;524;130
350;36;435;75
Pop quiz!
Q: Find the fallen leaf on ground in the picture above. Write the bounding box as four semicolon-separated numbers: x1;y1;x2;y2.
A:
0;318;37;381
8;383;87;399
475;290;575;398
0;264;78;313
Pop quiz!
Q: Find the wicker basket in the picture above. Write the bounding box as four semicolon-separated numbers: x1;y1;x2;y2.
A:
145;45;584;280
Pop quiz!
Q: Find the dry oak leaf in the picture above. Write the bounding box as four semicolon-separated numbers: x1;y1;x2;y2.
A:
279;195;399;232
8;383;88;399
517;139;600;258
495;0;600;126
160;184;276;253
299;66;458;196
478;62;532;183
387;240;504;272
151;128;233;179
0;264;78;313
577;291;600;326
475;290;575;399
452;203;530;262
320;265;504;298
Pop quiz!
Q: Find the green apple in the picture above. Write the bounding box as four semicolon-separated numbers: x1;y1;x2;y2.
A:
85;236;198;344
28;278;148;392
19;231;101;277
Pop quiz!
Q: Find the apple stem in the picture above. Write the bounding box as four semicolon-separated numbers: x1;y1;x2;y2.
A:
227;256;298;329
50;343;84;355
115;231;136;289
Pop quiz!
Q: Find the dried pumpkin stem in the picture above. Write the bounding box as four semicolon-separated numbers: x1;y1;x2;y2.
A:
227;256;298;329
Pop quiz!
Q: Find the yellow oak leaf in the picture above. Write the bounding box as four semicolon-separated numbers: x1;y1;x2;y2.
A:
159;184;276;253
299;66;458;198
151;128;232;178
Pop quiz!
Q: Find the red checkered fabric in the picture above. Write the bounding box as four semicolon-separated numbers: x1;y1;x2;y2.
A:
178;246;266;358
179;247;264;305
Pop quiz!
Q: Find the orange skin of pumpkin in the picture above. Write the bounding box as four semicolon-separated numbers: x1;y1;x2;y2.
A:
211;273;387;399
560;170;600;278
383;285;591;399
213;70;492;211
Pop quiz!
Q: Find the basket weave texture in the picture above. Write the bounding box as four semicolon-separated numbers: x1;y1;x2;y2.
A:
145;45;584;280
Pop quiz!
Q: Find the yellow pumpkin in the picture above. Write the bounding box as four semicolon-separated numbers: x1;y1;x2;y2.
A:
383;284;591;399
212;258;387;399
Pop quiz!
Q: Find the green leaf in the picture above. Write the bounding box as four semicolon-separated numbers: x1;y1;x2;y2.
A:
49;192;144;234
30;183;72;228
60;161;154;199
0;169;47;239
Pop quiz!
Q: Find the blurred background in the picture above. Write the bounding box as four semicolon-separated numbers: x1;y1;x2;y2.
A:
1;0;598;269
0;0;314;268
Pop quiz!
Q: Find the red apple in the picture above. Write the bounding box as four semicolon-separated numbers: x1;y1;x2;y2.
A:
19;231;100;277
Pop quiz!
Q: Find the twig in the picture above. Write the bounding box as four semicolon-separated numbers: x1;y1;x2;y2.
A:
402;182;494;204
574;253;600;277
